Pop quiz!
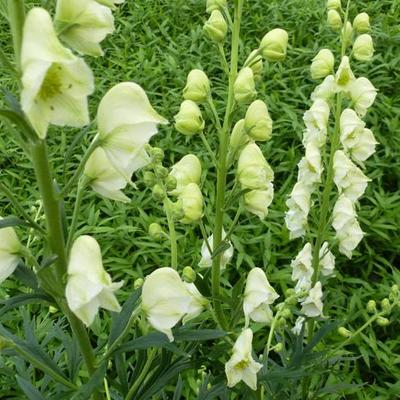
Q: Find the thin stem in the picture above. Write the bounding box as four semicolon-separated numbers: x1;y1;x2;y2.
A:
199;131;219;167
7;0;25;72
264;309;281;362
199;220;212;255
225;204;243;241
164;199;178;269
217;43;230;75
207;96;222;131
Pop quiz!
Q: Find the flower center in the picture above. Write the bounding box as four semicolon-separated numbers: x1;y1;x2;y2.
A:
235;359;250;370
39;64;63;101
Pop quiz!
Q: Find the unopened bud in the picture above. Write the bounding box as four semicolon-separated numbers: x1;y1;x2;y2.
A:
134;278;144;290
49;306;58;313
338;327;351;338
234;67;257;104
149;147;164;162
376;317;390;327
281;308;291;319
353;12;370;33
381;298;391;315
285;288;295;297
152;184;165;201
165;175;177;191
353;34;374;61
327;9;342;30
326;0;341;10
245;50;263;81
174;100;204;136
204;10;227;43
310;49;334;80
389;284;399;302
229;119;249;151
182;266;196;283
143;171;156;187
286;295;298;306
179;183;204;224
260;28;288;62
170;201;185;220
206;0;227;13
244;100;272;141
366;300;377;313
169;154;202;194
154;165;168;179
149;223;164;240
183;69;210;103
341;21;353;46
277;317;286;327
274;342;284;352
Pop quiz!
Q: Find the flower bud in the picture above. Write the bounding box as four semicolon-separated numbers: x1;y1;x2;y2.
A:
244;100;273;141
326;0;341;10
229;119;249;151
353;34;374;61
149;147;164;162
206;0;227;13
274;342;284;352
170;201;185;220
143;171;156;187
154;165;168;179
179;183;203;224
376;317;390;327
134;278;144;290
234;67;257;104
174;100;204;136
165;175;177;191
310;49;334;80
183;69;210;103
245;50;263;81
182;266;196;283
149;223;164;240
391;284;399;296
169;154;202;195
244;187;274;220
353;12;370;33
341;21;353;46
381;298;391;315
204;10;227;43
338;327;351;338
366;299;377;313
327;9;342;30
260;28;288;61
281;308;291;319
152;184;165;201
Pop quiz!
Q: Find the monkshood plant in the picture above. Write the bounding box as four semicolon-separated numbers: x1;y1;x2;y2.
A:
0;0;398;399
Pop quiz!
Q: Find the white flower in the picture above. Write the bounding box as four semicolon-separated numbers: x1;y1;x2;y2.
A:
332;195;364;258
141;267;207;341
244;100;273;142
0;222;21;283
301;281;323;317
335;56;355;93
55;0;114;56
243;267;279;327
340;108;377;164
97;82;167;179
319;242;335;277
310;49;334;80
66;235;122;326
311;75;336;101
234;67;257;103
348;77;377;117
291;242;313;283
84;147;130;202
198;229;233;269
294;275;312;297
353;34;374;62
297;142;322;185
179;183;204;224
291;316;306;335
169;154;202;195
225;329;263;390
333;150;370;201
303;99;330;146
243;186;274;220
21;8;94;139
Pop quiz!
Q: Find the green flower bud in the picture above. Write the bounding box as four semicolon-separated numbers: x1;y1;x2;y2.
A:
381;298;391;315
143;171;156;187
390;284;399;301
170;201;185;220
286;295;298;306
206;0;227;13
149;147;165;162
277;317;287;327
134;278;144;290
169;154;202;195
165;175;177;191
260;28;288;62
152;184;165;201
310;49;334;80
245;50;264;81
155;165;168;179
183;69;211;103
285;288;295;297
244;100;272;141
376;316;390;327
204;10;227;43
234;67;257;104
174;100;205;136
341;21;353;46
149;223;164;240
327;9;342;30
338;327;351;338
182;266;196;283
326;0;341;10
366;300;377;313
353;34;374;61
229;119;249;151
244;189;274;220
274;342;284;352
179;183;203;224
353;12;370;33
49;306;58;314
281;308;292;319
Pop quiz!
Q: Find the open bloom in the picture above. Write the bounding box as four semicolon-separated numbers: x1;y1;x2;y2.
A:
97;82;167;179
311;75;336;101
141;267;207;341
291;242;313;283
243;268;279;327
335;56;355;94
225;329;263;390
169;154;202;195
348;77;377;117
21;8;94;138
198;229;234;269
301;281;323;317
297;142;322;185
55;0;114;56
0;223;21;284
66;235;123;326
303;99;330;140
244;186;274;220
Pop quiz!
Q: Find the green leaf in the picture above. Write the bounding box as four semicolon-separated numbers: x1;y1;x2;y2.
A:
71;362;107;400
13;263;39;290
174;329;227;342
0;292;51;317
172;375;183;400
211;240;231;259
0;215;39;230
16;376;47;400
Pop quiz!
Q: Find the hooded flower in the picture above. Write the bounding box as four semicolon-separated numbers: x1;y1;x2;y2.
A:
348;77;377;117
198;229;234;269
303;99;330;146
301;281;323;317
311;75;336;101
141;267;207;341
169;154;202;195
291;242;313;283
0;222;21;283
297;142;322;185
225;329;263;390
21;8;94;138
310;49;334;80
319;242;335;277
244;100;273;142
335;56;355;94
243;267;279;327
55;0;114;56
66;235;123;326
243;187;274;220
179;183;204;224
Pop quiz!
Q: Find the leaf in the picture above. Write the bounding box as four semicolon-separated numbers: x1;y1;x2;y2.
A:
0;292;51;317
174;329;227;342
317;383;364;394
172;375;183;400
211;240;231;259
71;362;107;400
16;376;47;400
13;263;39;290
0;215;39;230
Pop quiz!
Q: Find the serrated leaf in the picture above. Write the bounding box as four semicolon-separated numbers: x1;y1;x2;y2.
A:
13;263;39;290
16;376;47;400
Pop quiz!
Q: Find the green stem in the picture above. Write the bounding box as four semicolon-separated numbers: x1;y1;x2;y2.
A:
164;199;178;269
265;309;281;362
7;0;25;72
211;0;243;331
199;220;213;255
217;43;230;75
207;96;222;131
199;131;219;167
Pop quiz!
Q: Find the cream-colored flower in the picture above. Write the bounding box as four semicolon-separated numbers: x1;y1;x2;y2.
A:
297;142;322;185
0;222;21;283
291;242;313;283
291;316;306;335
333;150;370;201
169;154;202;195
243;267;279;327
348;77;377;117
303;99;330;143
301;281;323;317
353;34;374;61
225;329;263;390
96;0;124;9
97;82;167;179
245;50;263;81
206;0;227;13
21;8;94;139
244;100;272;142
179;183;204;224
326;0;341;10
310;49;334;80
244;187;274;220
319;242;335;277
66;235;122;326
198;229;234;269
234;68;257;104
174;100;204;136
353;12;370;33
341;21;353;46
229;119;249;151
327;9;342;30
204;10;227;42
335;56;355;93
311;75;336;101
183;69;210;103
260;28;288;61
55;0;114;56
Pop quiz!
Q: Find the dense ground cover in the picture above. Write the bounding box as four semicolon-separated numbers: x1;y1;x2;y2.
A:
0;0;399;398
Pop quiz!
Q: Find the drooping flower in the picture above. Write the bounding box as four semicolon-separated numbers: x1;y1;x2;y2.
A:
301;281;323;317
353;12;370;33
243;187;274;220
21;7;94;139
204;10;227;42
319;242;335;277
169;154;202;195
245;50;263;81
243;267;279;327
291;242;313;283
327;9;342;30
260;28;288;61
234;68;257;104
335;56;355;94
225;329;263;390
244;100;273;142
229;119;249;151
0;222;21;284
297;142;323;185
303;99;330;143
66;235;123;326
348;77;377;117
291;316;306;335
353;34;374;62
311;75;336;101
183;69;210;103
310;49;334;80
198;229;234;269
55;0;114;56
179;183;204;224
174;100;204;136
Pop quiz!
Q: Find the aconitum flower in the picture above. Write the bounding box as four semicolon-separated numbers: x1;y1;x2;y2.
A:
225;329;263;390
244;100;273;142
198;229;234;269
319;242;335;277
245;50;264;81
169;154;202;195
183;69;210;103
335;56;355;93
297;142;323;185
348;77;377;117
260;28;288;62
179;183;204;224
353;12;370;33
96;0;124;8
311;75;336;101
243;187;274;220
204;10;227;42
303;99;330;142
55;0;114;56
243;267;279;327
174;100;204;136
234;68;257;104
21;8;94;139
0;222;21;283
301;281;323;317
310;49;334;80
66;235;122;326
327;9;342;30
291;242;313;283
353;34;374;62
